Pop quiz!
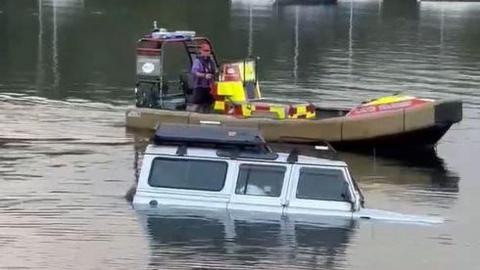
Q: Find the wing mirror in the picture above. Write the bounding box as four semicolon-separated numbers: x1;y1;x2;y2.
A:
342;190;360;212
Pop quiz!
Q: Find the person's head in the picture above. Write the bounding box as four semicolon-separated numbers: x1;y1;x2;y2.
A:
199;43;211;58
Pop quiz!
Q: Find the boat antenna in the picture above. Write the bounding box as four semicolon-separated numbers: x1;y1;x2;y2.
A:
153;20;159;32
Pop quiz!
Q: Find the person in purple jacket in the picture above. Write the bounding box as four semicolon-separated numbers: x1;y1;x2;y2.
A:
187;43;216;113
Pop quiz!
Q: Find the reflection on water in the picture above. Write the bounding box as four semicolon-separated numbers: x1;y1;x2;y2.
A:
140;208;356;269
2;0;480;107
340;150;459;212
270;142;458;189
343;149;459;192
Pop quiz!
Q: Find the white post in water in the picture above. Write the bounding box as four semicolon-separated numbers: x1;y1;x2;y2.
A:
52;0;59;89
248;4;253;57
348;0;354;74
440;4;445;52
293;6;299;83
36;0;44;87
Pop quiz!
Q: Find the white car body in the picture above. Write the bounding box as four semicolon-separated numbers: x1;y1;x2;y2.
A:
134;144;362;218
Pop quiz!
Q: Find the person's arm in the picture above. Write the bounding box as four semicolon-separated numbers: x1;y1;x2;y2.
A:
191;59;207;78
196;71;208;78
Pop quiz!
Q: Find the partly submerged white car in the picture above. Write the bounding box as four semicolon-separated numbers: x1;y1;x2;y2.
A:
133;125;442;225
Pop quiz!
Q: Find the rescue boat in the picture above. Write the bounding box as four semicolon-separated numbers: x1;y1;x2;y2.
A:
126;26;462;150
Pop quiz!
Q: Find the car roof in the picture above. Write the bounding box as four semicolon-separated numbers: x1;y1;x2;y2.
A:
153;124;267;147
145;145;347;167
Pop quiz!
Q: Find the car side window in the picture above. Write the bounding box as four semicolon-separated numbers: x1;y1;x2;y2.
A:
235;164;286;197
296;167;350;202
148;157;228;191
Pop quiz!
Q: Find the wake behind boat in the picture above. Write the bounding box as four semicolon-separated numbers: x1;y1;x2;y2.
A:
126;26;462;150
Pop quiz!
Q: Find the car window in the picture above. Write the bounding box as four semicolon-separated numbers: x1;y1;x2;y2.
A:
148;158;228;191
235;164;286;197
296;167;350;201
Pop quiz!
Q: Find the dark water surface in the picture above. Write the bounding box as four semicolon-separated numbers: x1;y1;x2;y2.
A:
1;0;480;269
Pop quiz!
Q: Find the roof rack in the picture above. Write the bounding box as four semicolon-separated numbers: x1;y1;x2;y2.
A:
153;124;278;159
154;124;266;147
286;141;338;164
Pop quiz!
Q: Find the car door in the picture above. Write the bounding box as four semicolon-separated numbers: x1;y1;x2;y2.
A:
227;162;292;214
284;164;354;218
